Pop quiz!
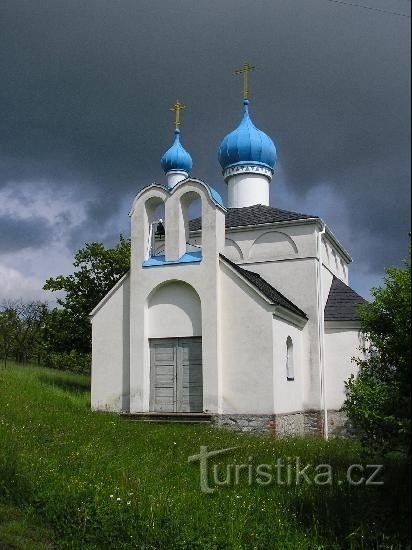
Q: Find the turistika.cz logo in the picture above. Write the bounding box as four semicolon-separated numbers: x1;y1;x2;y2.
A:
188;446;384;494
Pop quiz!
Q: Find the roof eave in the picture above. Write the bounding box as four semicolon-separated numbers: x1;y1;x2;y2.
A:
219;254;308;322
89;271;130;318
325;319;362;330
273;305;308;329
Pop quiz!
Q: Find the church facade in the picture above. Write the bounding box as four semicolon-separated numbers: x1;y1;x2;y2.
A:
90;94;365;437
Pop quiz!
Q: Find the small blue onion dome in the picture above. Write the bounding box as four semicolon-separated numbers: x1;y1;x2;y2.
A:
218;99;277;173
161;129;193;174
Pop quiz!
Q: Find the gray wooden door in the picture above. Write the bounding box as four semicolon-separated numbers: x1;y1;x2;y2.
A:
150;337;202;412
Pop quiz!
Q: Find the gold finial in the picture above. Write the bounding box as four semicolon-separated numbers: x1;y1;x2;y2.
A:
234;62;256;99
170;99;186;130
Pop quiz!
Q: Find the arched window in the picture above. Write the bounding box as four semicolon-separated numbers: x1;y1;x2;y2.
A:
286;336;294;381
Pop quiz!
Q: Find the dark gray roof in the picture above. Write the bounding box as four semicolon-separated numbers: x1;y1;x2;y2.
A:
220;254;308;320
324;276;366;321
189;204;317;231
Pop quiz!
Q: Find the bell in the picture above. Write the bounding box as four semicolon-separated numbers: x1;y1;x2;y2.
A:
155;221;165;236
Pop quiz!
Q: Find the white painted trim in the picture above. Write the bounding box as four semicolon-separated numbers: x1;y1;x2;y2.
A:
129;183;169;217
129;178;227;218
223;163;273;182
272;307;307;329
317;225;328;439
325;320;362;330
226;218;320;233
189;218;320;237
239;257;317;266
89;271;130;318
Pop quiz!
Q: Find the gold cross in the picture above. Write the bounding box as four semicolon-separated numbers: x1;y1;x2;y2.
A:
234;62;256;99
170;100;186;129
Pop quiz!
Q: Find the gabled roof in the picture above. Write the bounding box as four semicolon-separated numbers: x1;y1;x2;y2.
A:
324;276;366;322
189;204;317;231
220;254;308;320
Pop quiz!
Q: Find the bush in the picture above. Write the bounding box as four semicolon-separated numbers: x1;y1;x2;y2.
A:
344;250;411;456
43;351;91;375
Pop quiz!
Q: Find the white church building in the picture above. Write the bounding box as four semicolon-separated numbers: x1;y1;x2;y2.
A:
90;92;365;437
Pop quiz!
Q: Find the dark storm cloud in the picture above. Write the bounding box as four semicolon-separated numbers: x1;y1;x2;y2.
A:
0;214;52;253
0;0;410;295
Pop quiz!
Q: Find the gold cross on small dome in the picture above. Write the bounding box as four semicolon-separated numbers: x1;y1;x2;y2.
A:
234;62;256;99
170;100;186;129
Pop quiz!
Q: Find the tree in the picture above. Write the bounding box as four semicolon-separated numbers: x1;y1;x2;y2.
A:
0;306;18;367
0;300;47;366
344;249;411;455
43;235;130;353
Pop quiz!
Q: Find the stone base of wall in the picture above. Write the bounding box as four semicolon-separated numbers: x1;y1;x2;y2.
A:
273;412;305;436
212;414;276;434
212;410;352;437
327;410;353;437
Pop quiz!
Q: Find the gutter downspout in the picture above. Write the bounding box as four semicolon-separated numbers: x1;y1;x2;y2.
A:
317;223;328;439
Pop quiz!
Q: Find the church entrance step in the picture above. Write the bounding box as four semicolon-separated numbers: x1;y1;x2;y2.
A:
121;412;212;424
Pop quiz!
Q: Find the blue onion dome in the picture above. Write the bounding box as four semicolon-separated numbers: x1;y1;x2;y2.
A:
161;129;193;174
218;99;277;173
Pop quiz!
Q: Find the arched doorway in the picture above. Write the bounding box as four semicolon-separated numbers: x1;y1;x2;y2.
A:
147;281;202;412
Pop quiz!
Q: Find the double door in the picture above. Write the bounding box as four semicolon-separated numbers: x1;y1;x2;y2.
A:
149;337;203;412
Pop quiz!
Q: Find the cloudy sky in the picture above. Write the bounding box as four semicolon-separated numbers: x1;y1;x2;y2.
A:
0;0;410;302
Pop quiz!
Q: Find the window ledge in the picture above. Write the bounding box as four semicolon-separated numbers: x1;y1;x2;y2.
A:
142;251;202;267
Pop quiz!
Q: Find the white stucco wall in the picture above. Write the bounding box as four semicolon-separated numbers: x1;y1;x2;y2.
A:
322;266;334;307
220;262;275;414
322;238;349;284
272;318;304;414
324;325;363;410
246;257;319;411
147;280;201;338
225;223;316;265
91;273;130;412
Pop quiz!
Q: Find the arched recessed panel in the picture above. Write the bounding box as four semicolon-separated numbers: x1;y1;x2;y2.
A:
224;238;244;261
147;281;201;338
249;231;298;261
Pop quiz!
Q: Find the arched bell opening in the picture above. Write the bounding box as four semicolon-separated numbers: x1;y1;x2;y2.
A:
144;196;166;260
180;190;202;257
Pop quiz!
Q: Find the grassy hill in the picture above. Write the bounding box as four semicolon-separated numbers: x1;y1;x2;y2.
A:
0;364;410;548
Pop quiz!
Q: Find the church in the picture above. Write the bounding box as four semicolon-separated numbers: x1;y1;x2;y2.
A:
90;69;365;437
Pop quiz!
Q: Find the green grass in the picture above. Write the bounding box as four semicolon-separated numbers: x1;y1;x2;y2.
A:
0;364;410;549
